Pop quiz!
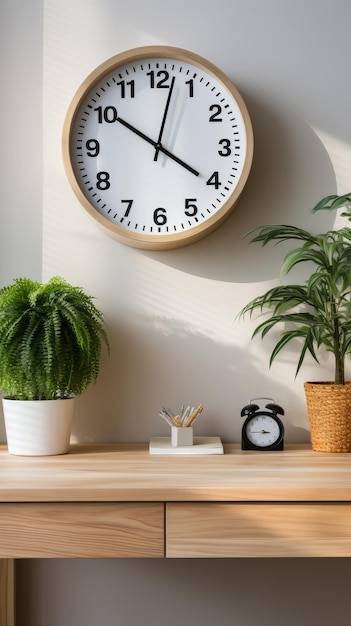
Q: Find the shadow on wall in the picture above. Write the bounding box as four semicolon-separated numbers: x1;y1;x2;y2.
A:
142;96;337;282
66;98;339;445
0;310;311;447
71;311;311;445
0;95;338;447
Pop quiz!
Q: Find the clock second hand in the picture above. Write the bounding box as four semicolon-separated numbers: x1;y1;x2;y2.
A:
116;115;199;177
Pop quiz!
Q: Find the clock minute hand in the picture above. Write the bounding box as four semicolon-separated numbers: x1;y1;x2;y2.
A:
160;144;199;177
154;76;175;162
116;115;199;177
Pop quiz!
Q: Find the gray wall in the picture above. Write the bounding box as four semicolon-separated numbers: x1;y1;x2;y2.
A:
0;1;42;287
2;1;351;624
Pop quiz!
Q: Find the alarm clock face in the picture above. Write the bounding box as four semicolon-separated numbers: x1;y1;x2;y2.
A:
244;414;282;448
62;46;253;249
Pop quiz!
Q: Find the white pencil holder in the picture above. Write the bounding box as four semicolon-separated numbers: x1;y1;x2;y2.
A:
171;426;193;447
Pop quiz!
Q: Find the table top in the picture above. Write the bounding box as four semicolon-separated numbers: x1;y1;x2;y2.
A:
1;443;350;502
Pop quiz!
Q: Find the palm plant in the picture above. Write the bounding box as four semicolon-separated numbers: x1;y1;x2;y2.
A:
239;193;351;385
0;276;109;400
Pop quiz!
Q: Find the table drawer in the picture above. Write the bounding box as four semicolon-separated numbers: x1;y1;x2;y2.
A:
0;503;164;558
166;503;351;558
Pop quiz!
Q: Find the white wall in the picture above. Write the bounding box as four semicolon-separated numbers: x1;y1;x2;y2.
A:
3;0;351;624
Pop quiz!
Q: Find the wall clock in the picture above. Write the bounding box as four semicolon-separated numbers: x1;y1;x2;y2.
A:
240;398;285;451
62;46;254;250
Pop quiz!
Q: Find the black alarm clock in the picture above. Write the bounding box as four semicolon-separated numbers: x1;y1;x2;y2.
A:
240;397;284;451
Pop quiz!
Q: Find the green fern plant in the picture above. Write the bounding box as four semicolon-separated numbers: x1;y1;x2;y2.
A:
0;276;109;400
239;193;351;385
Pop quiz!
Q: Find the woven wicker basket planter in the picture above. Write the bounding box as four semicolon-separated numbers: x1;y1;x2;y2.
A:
304;382;351;452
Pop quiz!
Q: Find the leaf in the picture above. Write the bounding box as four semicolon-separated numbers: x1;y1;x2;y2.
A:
238;193;351;383
246;224;319;247
311;193;351;214
0;276;110;399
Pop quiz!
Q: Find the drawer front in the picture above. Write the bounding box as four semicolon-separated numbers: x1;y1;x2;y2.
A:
0;503;164;558
166;503;351;558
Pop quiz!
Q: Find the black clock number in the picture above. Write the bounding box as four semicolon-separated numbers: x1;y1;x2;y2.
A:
206;171;221;189
147;70;170;89
116;80;135;98
184;198;198;217
209;104;222;122
154;207;167;225
185;79;194;98
86;139;100;157
96;172;110;190
121;199;133;217
94;106;118;123
218;139;231;156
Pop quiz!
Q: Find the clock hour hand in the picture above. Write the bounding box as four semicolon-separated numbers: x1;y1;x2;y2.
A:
154;76;175;162
116;115;199;177
117;116;156;147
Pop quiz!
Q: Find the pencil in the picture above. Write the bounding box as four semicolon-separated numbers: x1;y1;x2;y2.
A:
184;404;203;427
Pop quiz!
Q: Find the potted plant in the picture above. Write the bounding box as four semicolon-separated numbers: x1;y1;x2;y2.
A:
0;276;109;455
239;192;351;452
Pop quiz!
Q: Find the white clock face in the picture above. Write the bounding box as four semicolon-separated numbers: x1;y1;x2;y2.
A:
63;47;253;249
245;415;281;448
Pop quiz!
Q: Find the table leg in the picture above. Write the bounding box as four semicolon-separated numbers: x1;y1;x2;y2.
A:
0;560;14;626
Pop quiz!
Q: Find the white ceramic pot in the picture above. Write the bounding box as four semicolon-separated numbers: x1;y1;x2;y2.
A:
2;397;75;456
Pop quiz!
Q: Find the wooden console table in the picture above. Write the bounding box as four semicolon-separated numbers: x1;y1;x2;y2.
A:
1;442;351;625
